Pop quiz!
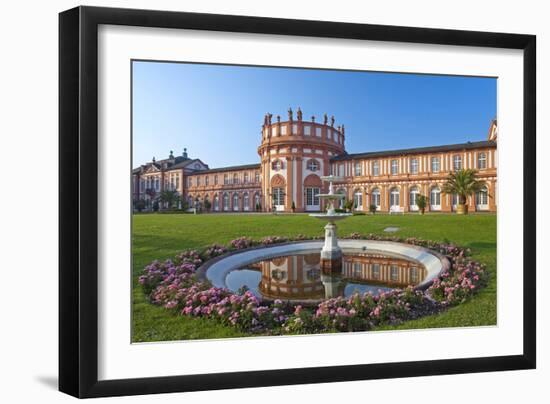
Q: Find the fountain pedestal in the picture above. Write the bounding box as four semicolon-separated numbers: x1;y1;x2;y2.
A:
309;175;353;274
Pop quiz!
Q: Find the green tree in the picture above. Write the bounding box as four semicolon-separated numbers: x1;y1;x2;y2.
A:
369;204;377;214
441;169;486;215
158;189;180;210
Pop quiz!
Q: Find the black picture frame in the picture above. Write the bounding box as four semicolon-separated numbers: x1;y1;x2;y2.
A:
59;5;536;398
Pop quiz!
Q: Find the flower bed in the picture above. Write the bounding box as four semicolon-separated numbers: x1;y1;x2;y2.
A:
139;234;489;335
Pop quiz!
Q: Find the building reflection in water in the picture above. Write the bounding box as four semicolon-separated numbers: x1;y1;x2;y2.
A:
237;252;427;301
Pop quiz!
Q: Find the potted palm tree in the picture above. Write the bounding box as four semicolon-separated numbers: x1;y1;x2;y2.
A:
416;194;427;215
441;169;485;215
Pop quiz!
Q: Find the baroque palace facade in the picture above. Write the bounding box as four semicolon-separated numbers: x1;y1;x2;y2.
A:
133;108;497;213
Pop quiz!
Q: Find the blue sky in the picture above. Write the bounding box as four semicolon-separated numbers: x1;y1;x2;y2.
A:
132;61;496;168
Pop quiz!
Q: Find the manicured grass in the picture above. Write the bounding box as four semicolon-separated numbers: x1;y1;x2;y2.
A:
132;213;496;342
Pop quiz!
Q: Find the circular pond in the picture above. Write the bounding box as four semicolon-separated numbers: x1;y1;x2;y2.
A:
199;240;449;304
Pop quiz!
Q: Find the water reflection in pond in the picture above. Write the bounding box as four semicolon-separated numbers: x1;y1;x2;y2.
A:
224;251;427;303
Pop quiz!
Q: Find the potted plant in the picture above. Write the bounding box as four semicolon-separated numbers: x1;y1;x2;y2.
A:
416;194;427;215
291;201;296;213
369;204;377;215
441;169;486;215
344;199;354;213
203;199;211;212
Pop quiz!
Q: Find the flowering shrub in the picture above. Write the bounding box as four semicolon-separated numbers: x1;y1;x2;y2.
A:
140;234;489;335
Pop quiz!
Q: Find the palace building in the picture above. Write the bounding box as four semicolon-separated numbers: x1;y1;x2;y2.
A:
133;108;497;213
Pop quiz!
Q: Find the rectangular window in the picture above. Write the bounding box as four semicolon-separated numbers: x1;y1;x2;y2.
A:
305;187;320;206
478;152;487;169
214;175;218;185
372;264;380;279
372;161;380;176
354;161;362;176
272;187;285;206
391;159;398;175
224;174;228;185
205;176;209;186
255;172;260;183
453;155;462;171
410;158;418;174
195;177;200;186
431;157;440;172
391;266;399;281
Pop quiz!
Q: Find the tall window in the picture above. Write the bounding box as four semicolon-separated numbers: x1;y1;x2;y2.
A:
372;161;380;176
272;188;284;206
305;187;320;207
213;195;219;211
410;158;418;174
390;187;400;207
476;186;489;207
409;186;420;208
255;172;260;183
372;264;380;279
195;177;200;187
307;159;319;171
214;175;218;185
244;173;249;183
430;187;441;209
233;194;239;211
391;265;399;281
354;192;363;209
224;174;228;185
354;161;362;176
175;174;180;189
243;193;249;210
371;188;380;208
431;157;440;173
411;267;418;283
451;193;459;206
391;159;398;175
453;155;462;171
478;152;487;169
233;173;239;184
223;193;229;210
205;176;209;186
255;193;261;209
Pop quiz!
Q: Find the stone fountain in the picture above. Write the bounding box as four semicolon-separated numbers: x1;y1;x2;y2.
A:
309;176;352;273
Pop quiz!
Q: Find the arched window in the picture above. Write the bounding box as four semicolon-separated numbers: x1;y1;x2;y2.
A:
306;159;319;171
243;193;250;210
254;193;261;210
223;193;229;211
477;152;487;169
476;186;489;209
371;188;380;209
213;195;219;211
272;159;283;171
233;194;240;211
409;186;420;210
453;155;462;171
390;187;400;207
272;188;284;209
430;186;441;210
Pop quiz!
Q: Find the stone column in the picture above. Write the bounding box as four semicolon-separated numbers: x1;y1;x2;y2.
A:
296;157;303;211
286;157;293;212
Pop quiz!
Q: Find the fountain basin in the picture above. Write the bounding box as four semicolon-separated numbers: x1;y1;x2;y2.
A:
309;213;352;221
197;240;450;304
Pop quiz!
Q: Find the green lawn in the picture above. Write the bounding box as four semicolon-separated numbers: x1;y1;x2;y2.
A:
132;213;496;342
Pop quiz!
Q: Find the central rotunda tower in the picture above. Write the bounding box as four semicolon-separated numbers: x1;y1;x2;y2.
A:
258;108;346;212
